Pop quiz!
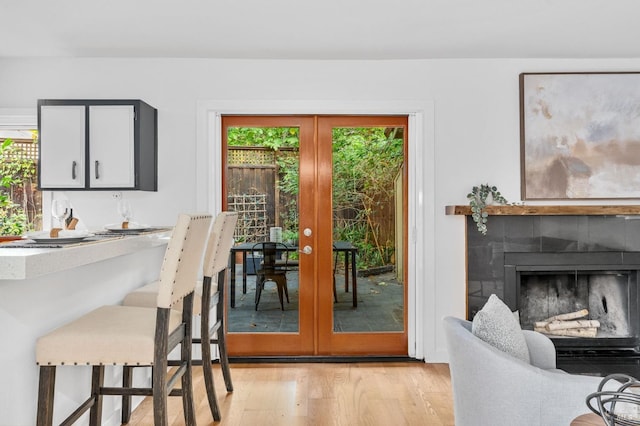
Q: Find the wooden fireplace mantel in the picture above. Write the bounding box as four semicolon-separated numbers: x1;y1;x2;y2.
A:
445;205;640;216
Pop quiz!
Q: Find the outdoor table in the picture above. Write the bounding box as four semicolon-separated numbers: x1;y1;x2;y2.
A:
229;241;358;308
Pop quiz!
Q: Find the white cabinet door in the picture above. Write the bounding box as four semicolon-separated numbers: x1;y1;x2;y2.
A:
89;105;135;188
39;106;86;188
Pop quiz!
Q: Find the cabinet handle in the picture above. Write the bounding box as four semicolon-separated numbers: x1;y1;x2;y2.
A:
95;160;100;180
72;161;77;180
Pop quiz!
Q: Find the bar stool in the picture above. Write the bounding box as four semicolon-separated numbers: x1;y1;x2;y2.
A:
121;211;238;422
35;213;212;426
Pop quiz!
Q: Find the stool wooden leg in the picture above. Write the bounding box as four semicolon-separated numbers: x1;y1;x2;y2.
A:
181;369;196;426
218;327;234;392
201;334;221;421
89;365;104;426
181;294;196;426
153;309;170;426
201;277;222;421
36;366;56;426
217;269;233;392
121;365;133;424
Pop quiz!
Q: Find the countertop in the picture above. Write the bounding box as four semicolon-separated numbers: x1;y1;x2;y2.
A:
0;229;172;280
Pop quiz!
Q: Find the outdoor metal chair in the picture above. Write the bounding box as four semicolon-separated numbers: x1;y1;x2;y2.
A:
253;242;290;310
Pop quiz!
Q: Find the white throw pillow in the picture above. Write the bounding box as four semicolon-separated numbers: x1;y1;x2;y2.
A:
472;294;530;363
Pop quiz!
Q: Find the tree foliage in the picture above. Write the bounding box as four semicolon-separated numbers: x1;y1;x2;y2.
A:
332;128;403;267
227;127;299;151
0;137;40;235
227;126;403;269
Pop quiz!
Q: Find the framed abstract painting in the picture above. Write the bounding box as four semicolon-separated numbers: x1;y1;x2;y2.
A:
520;72;640;200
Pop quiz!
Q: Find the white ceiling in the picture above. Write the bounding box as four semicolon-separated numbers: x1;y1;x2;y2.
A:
3;0;640;60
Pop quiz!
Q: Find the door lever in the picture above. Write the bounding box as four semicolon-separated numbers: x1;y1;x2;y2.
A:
299;245;312;255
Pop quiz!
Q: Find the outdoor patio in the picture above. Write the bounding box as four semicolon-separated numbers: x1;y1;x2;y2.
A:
227;265;404;333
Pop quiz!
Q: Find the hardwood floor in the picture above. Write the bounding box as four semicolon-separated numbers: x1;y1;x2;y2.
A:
126;362;454;426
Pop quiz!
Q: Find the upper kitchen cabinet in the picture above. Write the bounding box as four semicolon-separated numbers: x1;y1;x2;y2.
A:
38;99;158;191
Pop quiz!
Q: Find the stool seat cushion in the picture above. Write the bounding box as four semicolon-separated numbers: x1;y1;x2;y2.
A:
121;281;162;308
123;280;215;316
36;305;182;366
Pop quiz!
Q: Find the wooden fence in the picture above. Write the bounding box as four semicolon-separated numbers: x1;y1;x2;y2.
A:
226;146;396;255
227;147;297;243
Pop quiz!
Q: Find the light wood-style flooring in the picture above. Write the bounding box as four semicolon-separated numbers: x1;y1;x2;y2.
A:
126;362;454;426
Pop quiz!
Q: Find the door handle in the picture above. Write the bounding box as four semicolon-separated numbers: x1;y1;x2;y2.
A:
71;161;77;180
299;245;312;255
94;160;100;179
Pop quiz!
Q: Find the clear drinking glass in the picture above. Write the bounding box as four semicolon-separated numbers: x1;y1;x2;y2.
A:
51;199;71;229
117;199;133;224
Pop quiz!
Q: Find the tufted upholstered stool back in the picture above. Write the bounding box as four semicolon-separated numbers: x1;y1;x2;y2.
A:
157;213;212;309
203;211;238;279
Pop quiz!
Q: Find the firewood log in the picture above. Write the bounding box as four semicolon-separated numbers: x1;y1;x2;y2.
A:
546;320;600;331
544;309;589;323
535;327;598;338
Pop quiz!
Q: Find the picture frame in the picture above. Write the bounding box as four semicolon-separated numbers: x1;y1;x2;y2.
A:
520;72;640;200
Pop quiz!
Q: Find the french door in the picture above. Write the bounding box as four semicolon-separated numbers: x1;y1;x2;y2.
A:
223;115;408;356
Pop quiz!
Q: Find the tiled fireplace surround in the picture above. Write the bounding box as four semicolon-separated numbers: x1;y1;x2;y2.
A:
465;212;640;376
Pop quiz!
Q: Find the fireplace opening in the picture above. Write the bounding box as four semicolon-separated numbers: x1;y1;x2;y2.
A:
519;270;635;341
504;252;640;376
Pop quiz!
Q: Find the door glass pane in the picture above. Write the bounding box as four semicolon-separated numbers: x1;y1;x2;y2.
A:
332;127;405;332
226;127;300;333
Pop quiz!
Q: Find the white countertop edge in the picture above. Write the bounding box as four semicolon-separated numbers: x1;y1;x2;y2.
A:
0;230;172;280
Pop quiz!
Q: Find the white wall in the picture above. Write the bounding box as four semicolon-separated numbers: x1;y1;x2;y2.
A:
3;57;640;362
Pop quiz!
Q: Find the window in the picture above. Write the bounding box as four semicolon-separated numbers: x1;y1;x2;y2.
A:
0;121;41;235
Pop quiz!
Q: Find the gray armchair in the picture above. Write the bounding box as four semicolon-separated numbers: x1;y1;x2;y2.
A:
443;316;607;426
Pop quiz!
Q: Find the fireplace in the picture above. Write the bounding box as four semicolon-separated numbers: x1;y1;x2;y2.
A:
461;212;640;377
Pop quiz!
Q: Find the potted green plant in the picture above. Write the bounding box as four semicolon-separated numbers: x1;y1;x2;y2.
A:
467;184;508;235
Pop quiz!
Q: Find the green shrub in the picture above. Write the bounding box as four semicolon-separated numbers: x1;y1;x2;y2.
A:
0;138;38;235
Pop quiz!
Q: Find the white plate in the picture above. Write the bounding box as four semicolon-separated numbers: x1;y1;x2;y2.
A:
29;236;91;244
24;230;93;244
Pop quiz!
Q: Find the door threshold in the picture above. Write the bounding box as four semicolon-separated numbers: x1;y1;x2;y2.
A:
228;355;418;364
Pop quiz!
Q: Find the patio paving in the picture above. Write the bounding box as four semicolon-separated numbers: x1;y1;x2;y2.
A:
227;266;404;333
